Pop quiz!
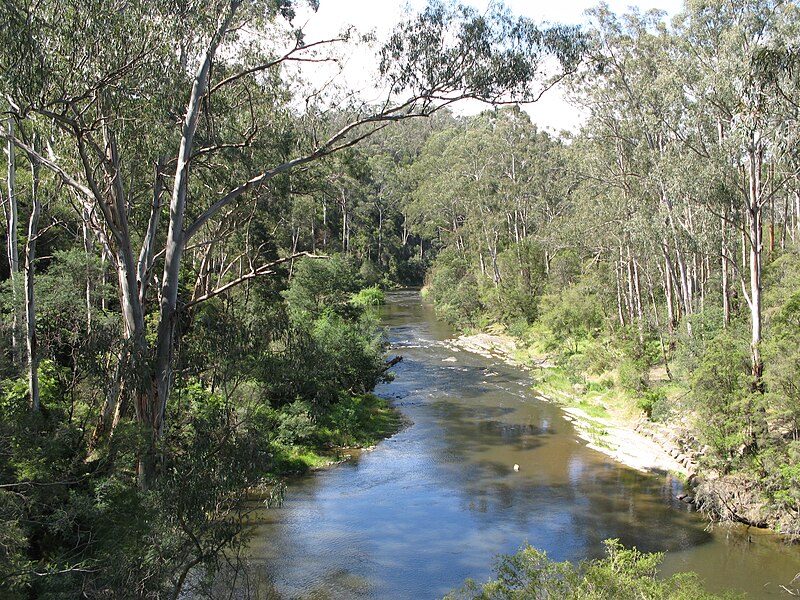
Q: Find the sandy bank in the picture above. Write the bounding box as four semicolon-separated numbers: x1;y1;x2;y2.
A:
449;333;692;478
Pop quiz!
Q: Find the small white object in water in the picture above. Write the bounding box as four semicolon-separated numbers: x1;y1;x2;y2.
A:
442;356;457;362
513;464;520;472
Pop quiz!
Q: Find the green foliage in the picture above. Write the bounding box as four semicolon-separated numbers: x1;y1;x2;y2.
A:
764;282;800;441
540;279;603;355
673;307;729;377
426;248;485;328
584;340;619;376
258;312;386;409
381;1;585;103
391;255;428;286
759;441;800;516
319;393;404;448
445;539;740;599
0;375;271;599
258;393;403;474
691;332;759;470
271;400;317;446
0;490;28;598
350;285;386;307
617;356;650;394
482;243;546;324
282;256;362;321
637;388;669;421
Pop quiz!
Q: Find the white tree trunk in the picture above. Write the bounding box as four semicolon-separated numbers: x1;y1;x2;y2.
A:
148;2;240;489
6;115;19;358
746;141;764;380
25;144;41;411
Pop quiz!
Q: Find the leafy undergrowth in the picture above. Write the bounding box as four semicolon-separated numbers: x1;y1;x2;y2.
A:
444;539;743;599
267;393;406;476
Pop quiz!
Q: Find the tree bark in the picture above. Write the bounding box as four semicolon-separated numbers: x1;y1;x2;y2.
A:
25;140;41;411
746;140;764;382
147;1;241;490
6;115;19;359
721;213;731;328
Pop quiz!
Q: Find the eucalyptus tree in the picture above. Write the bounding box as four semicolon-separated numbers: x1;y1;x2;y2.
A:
675;0;800;380
409;107;569;323
0;0;585;487
568;6;687;344
4;115;19;358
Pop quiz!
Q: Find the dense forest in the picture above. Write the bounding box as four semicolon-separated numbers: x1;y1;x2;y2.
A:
1;0;799;597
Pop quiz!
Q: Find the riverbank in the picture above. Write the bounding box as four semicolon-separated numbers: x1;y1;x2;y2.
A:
266;393;409;476
446;333;695;480
449;330;800;539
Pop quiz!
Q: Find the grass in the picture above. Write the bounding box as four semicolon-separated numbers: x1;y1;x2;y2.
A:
574;399;609;419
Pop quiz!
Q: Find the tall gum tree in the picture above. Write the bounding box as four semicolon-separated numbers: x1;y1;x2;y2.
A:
676;0;800;381
0;0;585;488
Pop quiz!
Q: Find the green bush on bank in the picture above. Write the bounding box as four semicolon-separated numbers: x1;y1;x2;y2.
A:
255;392;404;475
350;285;386;307
444;539;742;600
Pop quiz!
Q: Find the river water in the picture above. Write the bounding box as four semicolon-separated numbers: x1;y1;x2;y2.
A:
243;291;800;599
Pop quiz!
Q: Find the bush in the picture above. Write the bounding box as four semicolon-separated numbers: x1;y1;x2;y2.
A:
350;285;386;307
282;255;362;321
425;248;484;328
391;255;428;287
585;340;618;375
673;307;727;376
618;357;649;393
539;279;603;355
637;388;670;421
445;539;740;599
272;400;317;446
691;332;759;469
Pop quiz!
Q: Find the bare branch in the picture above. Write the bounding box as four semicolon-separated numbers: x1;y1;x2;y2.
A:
0;132;94;200
208;36;349;95
137;158;164;305
183;251;328;309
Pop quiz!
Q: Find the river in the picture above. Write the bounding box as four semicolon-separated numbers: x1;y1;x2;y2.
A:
241;291;800;599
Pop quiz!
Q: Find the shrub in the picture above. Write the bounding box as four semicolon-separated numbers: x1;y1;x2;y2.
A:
272;400;317;446
282;255;362;321
618;357;649;393
691;332;758;469
350;285;386;307
637;388;669;421
445;539;740;599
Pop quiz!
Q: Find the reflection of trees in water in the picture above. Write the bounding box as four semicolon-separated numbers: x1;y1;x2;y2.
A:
422;386;711;562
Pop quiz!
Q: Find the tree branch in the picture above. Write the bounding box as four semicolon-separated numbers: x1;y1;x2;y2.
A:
183;252;327;309
209;36;349;95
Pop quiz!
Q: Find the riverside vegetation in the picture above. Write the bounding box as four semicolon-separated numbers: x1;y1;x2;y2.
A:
0;254;401;598
1;0;799;598
415;0;800;538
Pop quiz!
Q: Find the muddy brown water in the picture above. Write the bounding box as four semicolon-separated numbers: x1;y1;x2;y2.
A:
241;291;800;599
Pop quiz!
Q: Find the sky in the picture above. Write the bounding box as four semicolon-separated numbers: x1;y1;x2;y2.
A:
289;0;685;133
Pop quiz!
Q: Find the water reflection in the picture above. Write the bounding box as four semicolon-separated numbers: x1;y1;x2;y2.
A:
238;291;800;599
